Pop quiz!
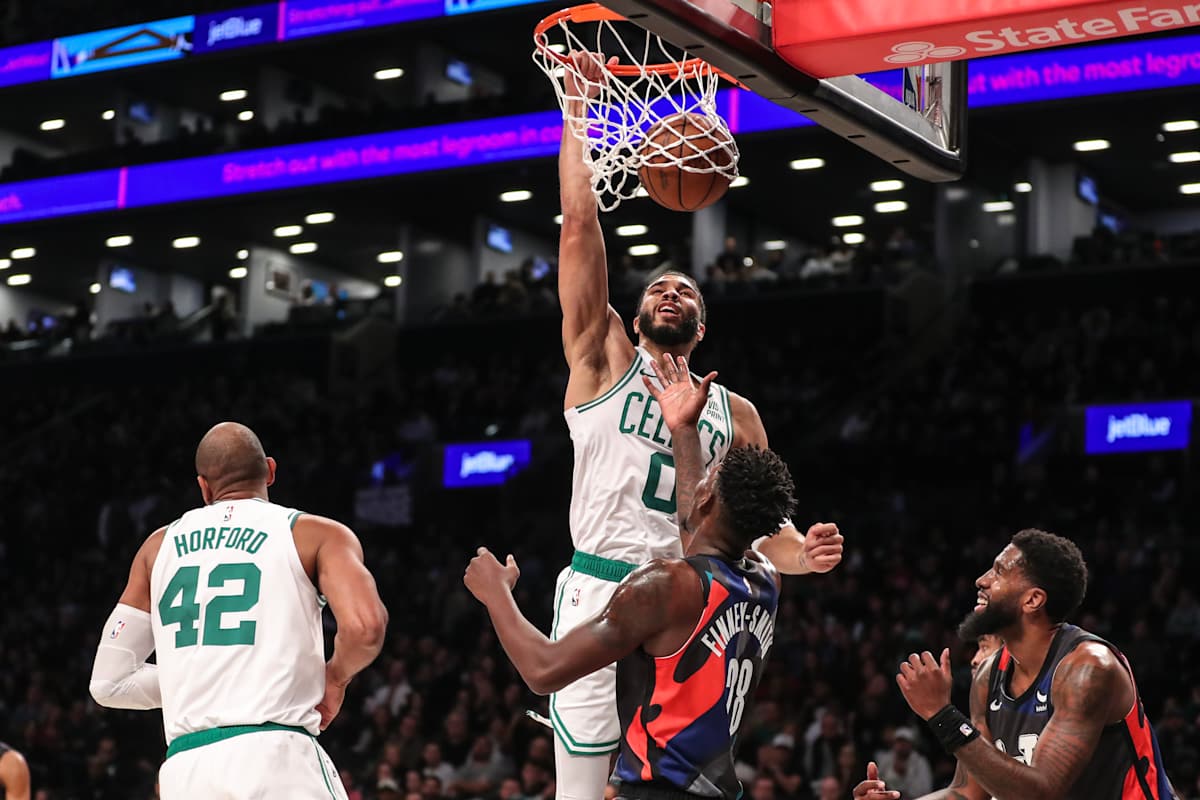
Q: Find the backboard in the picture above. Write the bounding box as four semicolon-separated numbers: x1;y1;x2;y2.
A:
596;0;968;182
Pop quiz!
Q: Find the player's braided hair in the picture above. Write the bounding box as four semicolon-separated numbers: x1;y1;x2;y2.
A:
715;445;796;549
1011;528;1089;623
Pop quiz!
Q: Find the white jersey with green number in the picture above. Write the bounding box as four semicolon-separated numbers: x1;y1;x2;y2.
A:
565;346;735;564
150;498;324;744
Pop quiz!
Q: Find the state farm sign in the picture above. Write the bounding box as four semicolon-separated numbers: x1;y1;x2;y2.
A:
773;0;1200;77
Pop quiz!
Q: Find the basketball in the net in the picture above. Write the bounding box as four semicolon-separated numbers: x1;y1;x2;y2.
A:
637;112;735;212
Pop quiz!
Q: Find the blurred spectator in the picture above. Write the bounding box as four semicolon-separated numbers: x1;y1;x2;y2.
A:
876;728;933;798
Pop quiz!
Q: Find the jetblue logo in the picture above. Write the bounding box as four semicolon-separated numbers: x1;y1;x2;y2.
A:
207;16;265;47
459;451;515;478
1107;413;1171;443
1085;401;1191;455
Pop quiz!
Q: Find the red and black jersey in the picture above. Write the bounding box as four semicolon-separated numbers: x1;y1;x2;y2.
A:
614;554;779;800
986;624;1178;800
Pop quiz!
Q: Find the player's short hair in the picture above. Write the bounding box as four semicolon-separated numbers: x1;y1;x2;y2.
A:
1011;528;1088;623
716;445;796;549
637;271;707;323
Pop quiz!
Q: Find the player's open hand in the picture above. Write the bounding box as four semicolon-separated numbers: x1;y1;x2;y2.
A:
464;547;521;606
565;51;618;100
801;521;843;573
642;353;717;432
852;761;900;800
897;648;953;720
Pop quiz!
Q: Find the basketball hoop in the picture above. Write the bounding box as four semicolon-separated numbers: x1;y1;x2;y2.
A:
533;3;740;211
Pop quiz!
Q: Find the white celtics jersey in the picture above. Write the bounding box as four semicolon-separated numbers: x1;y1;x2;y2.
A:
565;346;735;564
150;498;325;744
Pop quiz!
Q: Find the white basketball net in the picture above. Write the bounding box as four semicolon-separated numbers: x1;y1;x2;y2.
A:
533;7;739;211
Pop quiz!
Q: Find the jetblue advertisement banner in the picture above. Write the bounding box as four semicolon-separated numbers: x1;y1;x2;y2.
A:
1084;401;1192;454
50;16;195;78
194;5;279;53
443;440;532;488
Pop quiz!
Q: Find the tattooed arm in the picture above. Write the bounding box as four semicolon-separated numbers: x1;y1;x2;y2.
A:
943;643;1126;800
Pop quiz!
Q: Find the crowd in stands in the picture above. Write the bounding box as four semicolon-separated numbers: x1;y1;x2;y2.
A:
0;262;1197;799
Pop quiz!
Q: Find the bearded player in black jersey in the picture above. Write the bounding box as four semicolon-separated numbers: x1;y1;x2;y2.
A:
856;529;1177;800
466;354;789;800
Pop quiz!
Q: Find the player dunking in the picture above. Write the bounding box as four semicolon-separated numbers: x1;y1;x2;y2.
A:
551;51;843;800
89;422;388;799
856;529;1178;800
467;353;787;800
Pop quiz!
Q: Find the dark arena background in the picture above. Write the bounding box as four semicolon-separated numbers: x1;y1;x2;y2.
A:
1;0;1199;798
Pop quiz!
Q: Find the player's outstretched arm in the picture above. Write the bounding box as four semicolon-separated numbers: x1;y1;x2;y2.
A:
89;529;164;710
465;550;700;695
558;52;630;380
0;748;31;800
901;646;1119;800
641;352;717;551
728;394;843;575
301;516;389;729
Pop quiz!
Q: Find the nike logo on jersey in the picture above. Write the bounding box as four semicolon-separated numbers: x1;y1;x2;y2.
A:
1036;690;1048;703
990;699;1003;711
1035;689;1049;712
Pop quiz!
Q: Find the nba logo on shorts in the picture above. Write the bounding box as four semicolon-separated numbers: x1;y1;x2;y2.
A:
109;620;126;639
571;588;582;607
223;504;235;521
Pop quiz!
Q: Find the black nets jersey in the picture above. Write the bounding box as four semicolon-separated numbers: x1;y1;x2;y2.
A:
985;624;1177;800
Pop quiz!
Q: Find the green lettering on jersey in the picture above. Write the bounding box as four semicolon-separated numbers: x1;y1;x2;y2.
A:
158;562;262;648
618;392;642;434
202;527;217;549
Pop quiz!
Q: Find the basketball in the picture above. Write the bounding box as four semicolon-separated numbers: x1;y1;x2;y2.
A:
637;112;735;212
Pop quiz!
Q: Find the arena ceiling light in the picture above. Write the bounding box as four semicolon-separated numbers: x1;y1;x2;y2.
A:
842;232;865;245
548;43;567;54
106;235;133;248
172;236;200;249
377;250;404;263
305;212;335;224
274;225;303;237
40;118;65;131
500;190;533;202
874;200;907;213
616;224;648;237
6;274;31;286
789;157;825;170
1168;152;1200;164
102;109;115;120
1073;139;1110;152
0;258;9;269
731;176;749;188
11;247;35;259
870;179;904;192
89;282;102;294
237;249;249;260
289;242;318;255
554;214;564;225
238;110;255;122
628;244;660;256
763;240;787;250
1014;182;1033;193
1163;120;1199;133
983;200;1014;212
1181;183;1200;195
634;186;650;198
228;266;248;279
220;89;248;101
374;68;405;80
832;214;864;227
384;275;404;287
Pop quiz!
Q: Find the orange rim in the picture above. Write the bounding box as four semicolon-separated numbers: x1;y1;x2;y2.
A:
533;3;736;82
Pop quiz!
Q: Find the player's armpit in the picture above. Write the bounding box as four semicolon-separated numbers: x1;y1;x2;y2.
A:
509;559;703;695
951;645;1116;800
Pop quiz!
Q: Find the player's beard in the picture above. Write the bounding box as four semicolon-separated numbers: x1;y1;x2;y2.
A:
958;595;1021;641
638;308;700;347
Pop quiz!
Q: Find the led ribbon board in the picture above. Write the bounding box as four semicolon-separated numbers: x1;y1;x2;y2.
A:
1084;401;1193;454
